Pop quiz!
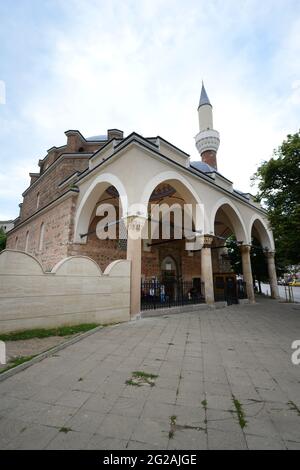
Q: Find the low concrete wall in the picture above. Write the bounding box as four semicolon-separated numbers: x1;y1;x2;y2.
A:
0;250;131;333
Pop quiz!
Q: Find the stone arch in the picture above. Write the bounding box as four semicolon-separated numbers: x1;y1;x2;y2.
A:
74;173;128;243
249;215;274;251
52;255;102;276
211;197;247;242
161;254;179;277
140;170;206;236
0;249;45;275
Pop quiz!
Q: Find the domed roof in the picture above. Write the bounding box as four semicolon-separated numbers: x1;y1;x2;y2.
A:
86;134;107;141
190;161;215;173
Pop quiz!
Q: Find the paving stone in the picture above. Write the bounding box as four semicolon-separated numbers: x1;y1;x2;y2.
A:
31;387;65;404
81;394;116;413
7;424;59;450
55;390;91;408
168;428;207;450
37;404;76;427
131;418;170;448
206;393;234;411
141;401;175;421
246;434;286;450
96;414;139;441
45;430;94;450
284;440;300;450
0;417;29;441
172;404;206;427
87;435;128;450
147;387;177;405
64;409;106;434
127;440;162;450
207;428;247;450
111;396;146;418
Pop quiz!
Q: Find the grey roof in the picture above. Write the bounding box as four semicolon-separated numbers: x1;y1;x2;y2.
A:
233;189;251;200
190;161;215;173
198;82;211;109
86;134;107;141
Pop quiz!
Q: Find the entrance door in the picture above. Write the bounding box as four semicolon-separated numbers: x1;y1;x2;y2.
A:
161;256;178;304
213;273;238;304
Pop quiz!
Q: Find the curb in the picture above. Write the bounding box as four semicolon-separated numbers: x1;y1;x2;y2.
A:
141;301;228;318
0;323;120;383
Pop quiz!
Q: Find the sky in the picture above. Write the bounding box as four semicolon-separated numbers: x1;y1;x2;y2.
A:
0;0;300;220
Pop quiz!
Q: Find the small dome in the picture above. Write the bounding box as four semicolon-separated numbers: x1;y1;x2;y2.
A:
86;134;107;141
190;161;215;173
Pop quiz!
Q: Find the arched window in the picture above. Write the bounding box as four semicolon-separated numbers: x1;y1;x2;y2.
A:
38;223;45;251
36;192;40;209
25;230;29;252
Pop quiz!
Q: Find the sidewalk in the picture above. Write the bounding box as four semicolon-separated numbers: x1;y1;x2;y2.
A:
0;297;299;449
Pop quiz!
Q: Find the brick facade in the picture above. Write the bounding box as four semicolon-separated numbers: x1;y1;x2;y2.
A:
6;195;76;271
21;156;90;222
201;149;217;169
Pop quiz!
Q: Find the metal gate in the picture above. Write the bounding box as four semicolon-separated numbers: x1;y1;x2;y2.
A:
141;278;205;310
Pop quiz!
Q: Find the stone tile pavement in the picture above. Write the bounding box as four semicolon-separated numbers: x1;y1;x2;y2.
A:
0;297;299;450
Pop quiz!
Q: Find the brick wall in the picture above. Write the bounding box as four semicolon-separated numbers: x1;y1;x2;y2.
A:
67;216;127;271
141;240;202;281
6;195;76;271
20;156;90;222
201;150;217;169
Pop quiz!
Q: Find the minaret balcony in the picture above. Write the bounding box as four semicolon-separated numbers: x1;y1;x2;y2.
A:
195;129;220;154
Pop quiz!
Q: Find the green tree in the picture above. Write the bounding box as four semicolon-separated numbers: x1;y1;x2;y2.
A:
226;235;268;292
252;131;300;269
0;227;7;251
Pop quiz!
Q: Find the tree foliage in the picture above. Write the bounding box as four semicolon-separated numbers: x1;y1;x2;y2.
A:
226;235;268;289
0;228;7;252
251;131;300;268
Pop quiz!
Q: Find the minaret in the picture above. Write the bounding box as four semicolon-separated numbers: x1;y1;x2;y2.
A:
195;82;220;170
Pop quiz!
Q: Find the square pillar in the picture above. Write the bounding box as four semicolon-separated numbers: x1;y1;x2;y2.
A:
240;245;255;303
201;235;214;304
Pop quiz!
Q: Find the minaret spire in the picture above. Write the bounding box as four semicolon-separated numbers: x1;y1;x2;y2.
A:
195;82;220;169
198;81;211;109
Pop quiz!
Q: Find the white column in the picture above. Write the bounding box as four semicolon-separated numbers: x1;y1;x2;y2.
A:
126;216;143;318
201;235;214;304
240;245;255;303
265;251;280;299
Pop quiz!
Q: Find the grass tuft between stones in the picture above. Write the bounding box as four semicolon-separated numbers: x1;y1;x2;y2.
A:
232;395;247;429
125;370;158;387
59;427;72;434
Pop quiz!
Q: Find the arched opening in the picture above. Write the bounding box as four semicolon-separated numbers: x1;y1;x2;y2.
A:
250;217;274;294
72;180;128;271
74;174;128;244
212;201;247;303
140;178;205;310
250;217;273;251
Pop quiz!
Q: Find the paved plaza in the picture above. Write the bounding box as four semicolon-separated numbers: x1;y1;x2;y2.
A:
0;297;299;450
